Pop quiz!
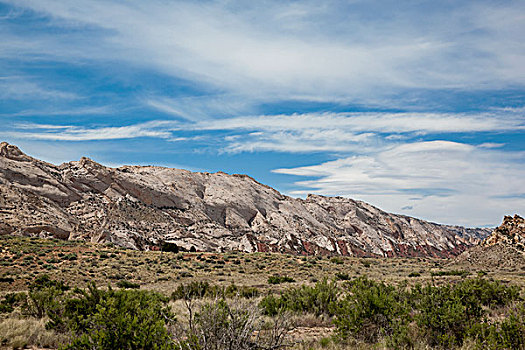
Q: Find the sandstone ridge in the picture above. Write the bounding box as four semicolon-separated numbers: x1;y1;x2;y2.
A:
0;142;490;257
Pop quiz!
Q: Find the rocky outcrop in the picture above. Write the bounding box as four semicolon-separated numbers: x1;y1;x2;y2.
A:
0;142;490;257
483;215;525;250
453;215;525;269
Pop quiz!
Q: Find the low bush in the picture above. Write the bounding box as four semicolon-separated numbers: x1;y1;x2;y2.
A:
171;281;259;300
334;276;410;344
116;280;140;289
431;269;469;277
61;285;174;349
331;276;523;348
335;272;350;280
175;299;292;350
0;292;27;314
260;278;339;316
267;275;295;284
23;275;69;320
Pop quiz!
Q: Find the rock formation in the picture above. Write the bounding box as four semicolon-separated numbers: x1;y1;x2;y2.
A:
0;142;490;257
453;215;525;269
483;215;525;250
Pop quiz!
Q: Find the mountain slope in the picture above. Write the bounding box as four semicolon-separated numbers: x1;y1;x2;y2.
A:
0;142;489;257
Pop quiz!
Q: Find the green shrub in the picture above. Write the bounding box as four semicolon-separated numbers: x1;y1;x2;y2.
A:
335;272;350;280
171;281;213;300
224;284;260;298
23;275;69;320
260;279;339;316
414;278;521;348
334;276;410;343
330;257;343;265
0;292;27;313
431;269;469;277
116;280;140;289
415;284;474;347
267;275;295;284
61;285;174;350
171;282;259;300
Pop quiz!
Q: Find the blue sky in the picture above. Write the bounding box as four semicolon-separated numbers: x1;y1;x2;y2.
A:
0;0;524;227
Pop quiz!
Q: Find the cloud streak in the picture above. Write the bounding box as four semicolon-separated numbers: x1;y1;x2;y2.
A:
7;121;174;141
2;0;525;104
6;109;524;146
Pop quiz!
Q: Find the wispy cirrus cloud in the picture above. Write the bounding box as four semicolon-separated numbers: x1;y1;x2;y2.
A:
2;0;525;105
7;121;174;141
0;76;79;100
7;109;524;147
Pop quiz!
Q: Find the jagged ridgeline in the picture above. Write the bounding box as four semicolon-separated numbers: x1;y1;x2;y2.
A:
0;142;490;257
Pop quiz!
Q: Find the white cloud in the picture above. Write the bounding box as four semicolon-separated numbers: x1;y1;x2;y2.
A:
4;109;524;153
0;106;113;117
146;95;253;122
0;76;79;100
274;141;525;227
197;111;524;134
2;0;525;104
191;111;524;154
7;121;175;141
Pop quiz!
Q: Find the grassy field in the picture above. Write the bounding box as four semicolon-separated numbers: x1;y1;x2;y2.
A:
2;235;525;349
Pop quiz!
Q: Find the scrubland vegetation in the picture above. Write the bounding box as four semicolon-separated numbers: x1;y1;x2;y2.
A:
2;236;525;349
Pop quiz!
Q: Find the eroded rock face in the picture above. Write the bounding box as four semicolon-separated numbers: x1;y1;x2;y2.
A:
0;142;490;256
453;215;525;269
483;215;525;250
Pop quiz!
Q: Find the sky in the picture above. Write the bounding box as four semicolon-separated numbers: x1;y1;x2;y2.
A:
0;0;524;227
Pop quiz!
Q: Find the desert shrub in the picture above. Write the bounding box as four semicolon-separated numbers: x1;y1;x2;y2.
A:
0;292;27;314
408;272;420;277
224;284;260;298
260;278;339;316
171;281;214;300
172;282;259;300
334;276;410;344
414;277;521;348
267;275;295;284
60;284;174;349
455;277;521;308
330;257;343;265
64;253;77;261
467;303;525;349
23;275;69;320
415;284;475;348
176;299;291;350
431;269;469;277
116;280;140;289
335;272;350;280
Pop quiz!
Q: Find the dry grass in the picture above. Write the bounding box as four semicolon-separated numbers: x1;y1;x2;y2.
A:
3;236;524;295
0;317;69;349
